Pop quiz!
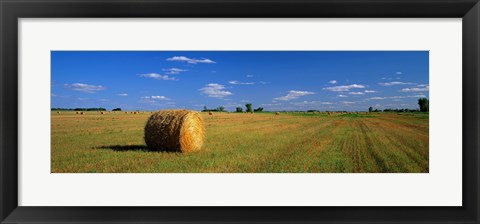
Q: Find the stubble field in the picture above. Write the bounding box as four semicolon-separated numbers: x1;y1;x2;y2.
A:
51;111;429;173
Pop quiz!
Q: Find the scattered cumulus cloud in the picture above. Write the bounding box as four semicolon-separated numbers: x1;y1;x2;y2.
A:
399;86;429;92
199;83;233;98
139;73;177;81
151;96;170;100
329;80;337;84
140;96;171;103
246;75;254;78
162;68;187;74
64;83;105;93
274;90;315;101
118;93;128;96
338;94;348;97
370;95;427;100
396;72;403;75
378;81;415;86
259;81;268;84
166;56;215;64
229;80;255;85
323;84;365;92
364;90;377;93
291;101;333;106
349;92;365;95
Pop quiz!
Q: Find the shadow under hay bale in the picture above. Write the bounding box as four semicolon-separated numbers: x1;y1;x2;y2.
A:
144;110;205;153
96;145;179;153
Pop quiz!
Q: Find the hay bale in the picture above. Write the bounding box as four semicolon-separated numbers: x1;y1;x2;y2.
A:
275;112;280;115
144;110;205;153
100;112;104;114
80;112;84;115
76;112;79;114
209;112;213;115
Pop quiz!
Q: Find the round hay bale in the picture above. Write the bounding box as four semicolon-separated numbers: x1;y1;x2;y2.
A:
100;112;104;114
80;112;84;115
76;112;79;114
275;112;280;115
209;112;213;115
144;110;205;153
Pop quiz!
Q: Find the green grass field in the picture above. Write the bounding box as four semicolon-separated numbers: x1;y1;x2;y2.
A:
51;111;429;173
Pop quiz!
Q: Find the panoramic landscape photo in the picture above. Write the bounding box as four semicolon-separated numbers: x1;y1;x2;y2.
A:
51;51;429;173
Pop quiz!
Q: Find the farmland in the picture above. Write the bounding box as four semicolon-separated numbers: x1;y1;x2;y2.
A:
51;111;428;173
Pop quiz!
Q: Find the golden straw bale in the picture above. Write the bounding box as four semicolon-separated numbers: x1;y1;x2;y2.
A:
275;112;280;115
209;112;213;115
144;110;205;153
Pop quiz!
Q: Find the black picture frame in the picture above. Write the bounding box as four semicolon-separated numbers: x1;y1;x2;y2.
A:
1;0;479;223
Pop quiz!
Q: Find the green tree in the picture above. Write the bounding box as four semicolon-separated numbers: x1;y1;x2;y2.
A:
203;106;207;111
245;103;252;113
368;107;373;113
112;108;122;111
418;98;429;112
254;107;264;112
217;106;225;112
236;107;243;113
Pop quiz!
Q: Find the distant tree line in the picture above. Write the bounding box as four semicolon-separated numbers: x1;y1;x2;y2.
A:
52;107;107;111
368;98;429;113
202;106;225;112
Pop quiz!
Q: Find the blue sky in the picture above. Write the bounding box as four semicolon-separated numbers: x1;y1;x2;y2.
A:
51;51;429;111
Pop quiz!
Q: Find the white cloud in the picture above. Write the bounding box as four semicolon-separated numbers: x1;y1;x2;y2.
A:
246;75;254;78
370;95;427;100
259;81;268;84
151;95;170;100
141;95;170;101
396;72;403;75
378;81;415;86
370;97;386;100
329;80;337;84
364;90;377;93
338;94;348;98
349;92;365;95
199;83;233;98
229;80;255;85
274;90;315;101
139;73;177;81
64;83;105;93
166;56;215;64
399;86;429;92
162;68;187;74
291;101;333;106
323;84;365;92
118;93;128;96
341;101;356;104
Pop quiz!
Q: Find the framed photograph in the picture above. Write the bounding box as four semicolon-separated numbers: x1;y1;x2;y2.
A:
1;0;479;223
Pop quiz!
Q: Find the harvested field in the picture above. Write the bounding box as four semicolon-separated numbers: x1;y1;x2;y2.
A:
51;111;429;173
